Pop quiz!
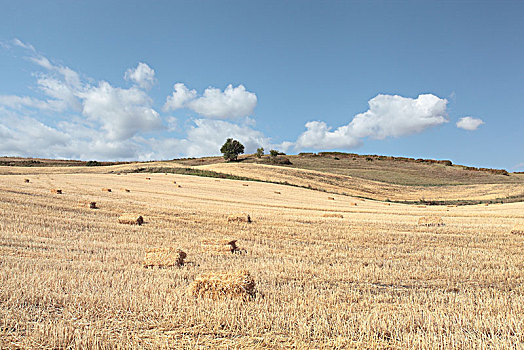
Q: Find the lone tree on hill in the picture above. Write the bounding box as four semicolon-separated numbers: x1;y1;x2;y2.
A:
220;138;245;161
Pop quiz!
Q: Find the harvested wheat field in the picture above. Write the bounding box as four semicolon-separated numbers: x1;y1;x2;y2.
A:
1;168;524;349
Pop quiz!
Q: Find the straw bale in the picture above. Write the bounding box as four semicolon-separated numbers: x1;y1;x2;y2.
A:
143;248;186;268
118;214;144;225
227;214;251;223
89;202;97;209
328;197;335;201
510;224;524;235
201;239;243;254
242;184;249;186
50;189;62;194
351;203;357;206
190;270;256;300
24;179;30;183
322;213;344;218
102;188;111;192
178;185;182;188
274;191;281;194
145;177;151;180
418;216;445;227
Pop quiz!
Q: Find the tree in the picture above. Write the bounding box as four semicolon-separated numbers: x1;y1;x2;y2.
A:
269;149;279;157
220;138;245;161
255;147;264;158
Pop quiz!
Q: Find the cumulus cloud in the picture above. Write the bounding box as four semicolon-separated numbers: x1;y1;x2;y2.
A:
164;83;257;119
163;83;197;111
124;62;156;89
295;94;448;151
296;121;361;149
0;40;268;160
79;82;162;141
456;116;484;131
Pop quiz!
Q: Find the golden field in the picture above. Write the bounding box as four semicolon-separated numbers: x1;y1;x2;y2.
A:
1;164;524;349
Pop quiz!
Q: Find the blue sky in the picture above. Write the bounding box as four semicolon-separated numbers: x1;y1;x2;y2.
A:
0;1;523;170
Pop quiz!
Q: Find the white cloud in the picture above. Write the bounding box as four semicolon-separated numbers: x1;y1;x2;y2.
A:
295;94;448;151
164;83;257;119
163;83;197;111
0;95;54;111
0;41;269;160
13;38;35;52
296;121;361;149
124;62;156;90
456;116;484;131
79;82;162;141
0;113;71;158
189;84;257;119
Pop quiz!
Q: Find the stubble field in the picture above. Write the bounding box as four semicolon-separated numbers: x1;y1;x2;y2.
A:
1;170;523;349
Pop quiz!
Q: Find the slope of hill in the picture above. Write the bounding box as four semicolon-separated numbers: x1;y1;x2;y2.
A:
1;170;523;348
1;154;523;204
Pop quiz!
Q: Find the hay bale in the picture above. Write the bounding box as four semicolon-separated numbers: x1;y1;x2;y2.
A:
510;224;524;235
274;191;281;194
89;202;97;209
351;203;358;206
102;188;111;192
120;188;130;192
145;177;151;180
242;184;249;187
328;197;335;201
173;181;176;184
418;216;445;227
190;270;256;300
322;213;344;218
50;189;62;194
201;239;244;254
227;214;251;223
143;248;186;268
178;185;182;188
118;214;144;225
24;179;30;183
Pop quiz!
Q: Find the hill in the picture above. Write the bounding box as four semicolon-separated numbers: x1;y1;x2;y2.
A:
1;153;524;204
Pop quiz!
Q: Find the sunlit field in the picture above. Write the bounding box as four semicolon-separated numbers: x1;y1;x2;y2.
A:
1;169;523;349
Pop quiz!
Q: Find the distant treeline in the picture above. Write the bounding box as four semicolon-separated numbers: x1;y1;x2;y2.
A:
297;152;509;175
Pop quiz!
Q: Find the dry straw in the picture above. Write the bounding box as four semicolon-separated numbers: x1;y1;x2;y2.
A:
50;189;62;194
418;216;445;227
118;214;144;226
143;248;186;268
322;213;344;218
190;270;256;300
510;224;524;235
201;239;244;254
227;214;252;223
